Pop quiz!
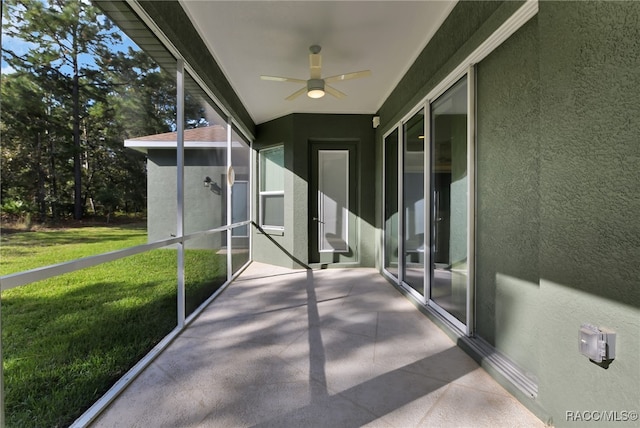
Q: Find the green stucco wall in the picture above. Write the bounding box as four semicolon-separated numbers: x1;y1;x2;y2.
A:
478;5;640;422
251;115;296;268
377;1;640;426
378;1;523;132
536;2;640;425
254;114;376;269
147;149;250;250
476;16;541;383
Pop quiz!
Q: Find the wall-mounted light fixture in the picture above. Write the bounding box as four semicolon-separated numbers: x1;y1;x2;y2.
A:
203;176;222;195
579;323;616;364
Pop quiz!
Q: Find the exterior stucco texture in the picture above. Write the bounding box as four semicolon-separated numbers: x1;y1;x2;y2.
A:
536;1;640;425
476;16;540;380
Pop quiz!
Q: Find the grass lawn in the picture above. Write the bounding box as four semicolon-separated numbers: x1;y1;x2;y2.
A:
1;225;229;427
0;224;149;275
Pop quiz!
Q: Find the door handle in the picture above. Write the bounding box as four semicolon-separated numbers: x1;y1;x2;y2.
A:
312;217;325;224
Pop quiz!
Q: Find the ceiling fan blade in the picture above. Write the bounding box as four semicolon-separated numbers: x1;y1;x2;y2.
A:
285;86;307;101
325;84;347;99
309;53;322;79
324;70;372;83
260;75;307;84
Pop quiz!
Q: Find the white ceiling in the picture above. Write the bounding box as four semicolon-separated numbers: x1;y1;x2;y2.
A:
179;1;457;125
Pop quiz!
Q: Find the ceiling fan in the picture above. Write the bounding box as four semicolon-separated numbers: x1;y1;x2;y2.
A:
260;45;371;100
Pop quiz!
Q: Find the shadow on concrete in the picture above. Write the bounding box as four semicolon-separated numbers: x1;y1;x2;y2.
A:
248;347;469;428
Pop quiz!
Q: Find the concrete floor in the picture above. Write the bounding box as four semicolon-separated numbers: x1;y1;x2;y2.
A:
91;262;546;428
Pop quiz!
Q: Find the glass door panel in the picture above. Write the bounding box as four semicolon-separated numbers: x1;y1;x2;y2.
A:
309;142;357;264
430;76;468;324
384;129;399;278
402;110;425;295
317;150;349;253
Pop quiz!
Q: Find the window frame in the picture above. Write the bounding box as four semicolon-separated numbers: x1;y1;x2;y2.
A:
258;145;285;231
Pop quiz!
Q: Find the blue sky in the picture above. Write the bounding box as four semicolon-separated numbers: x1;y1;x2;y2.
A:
1;36;33;74
2;9;140;76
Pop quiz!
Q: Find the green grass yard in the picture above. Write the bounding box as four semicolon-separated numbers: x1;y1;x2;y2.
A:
0;224;149;275
1;226;229;427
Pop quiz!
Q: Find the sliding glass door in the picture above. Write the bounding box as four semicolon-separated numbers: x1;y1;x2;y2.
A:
383;71;474;332
429;76;469;327
383;129;399;278
402;110;426;296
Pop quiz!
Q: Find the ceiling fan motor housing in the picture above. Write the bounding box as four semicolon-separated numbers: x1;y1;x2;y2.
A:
307;78;325;98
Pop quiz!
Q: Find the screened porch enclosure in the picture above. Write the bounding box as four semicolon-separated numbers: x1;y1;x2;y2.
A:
2;0;638;426
0;2;254;425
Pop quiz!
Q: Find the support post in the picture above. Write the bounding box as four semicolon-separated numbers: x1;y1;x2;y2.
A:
176;59;185;328
226;118;233;280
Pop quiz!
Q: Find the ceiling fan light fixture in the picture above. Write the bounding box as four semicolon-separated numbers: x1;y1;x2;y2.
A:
261;45;370;101
307;89;325;99
307;79;325;99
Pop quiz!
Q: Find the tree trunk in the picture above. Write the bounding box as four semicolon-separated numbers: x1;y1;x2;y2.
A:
49;138;59;221
35;132;47;221
72;33;83;220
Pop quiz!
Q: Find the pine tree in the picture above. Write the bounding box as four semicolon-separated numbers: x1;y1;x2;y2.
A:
2;0;121;220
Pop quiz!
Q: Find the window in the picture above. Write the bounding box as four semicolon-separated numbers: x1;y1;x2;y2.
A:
232;181;249;236
259;145;284;229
